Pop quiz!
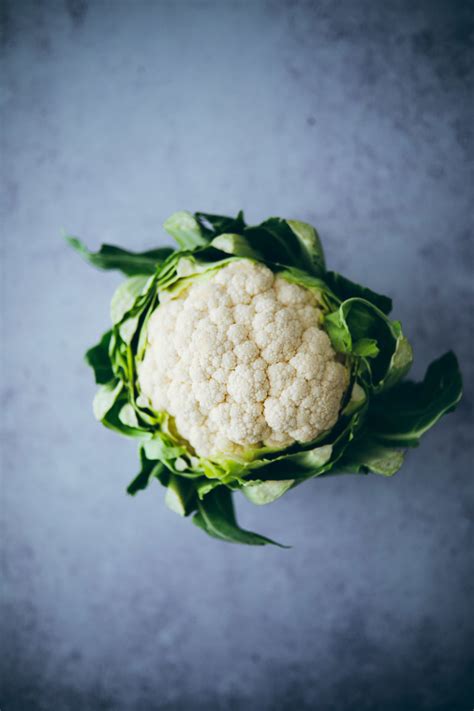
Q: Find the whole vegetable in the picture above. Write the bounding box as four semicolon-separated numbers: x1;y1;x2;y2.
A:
68;211;463;546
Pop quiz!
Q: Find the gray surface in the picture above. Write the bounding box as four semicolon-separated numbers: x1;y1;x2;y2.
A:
1;1;473;709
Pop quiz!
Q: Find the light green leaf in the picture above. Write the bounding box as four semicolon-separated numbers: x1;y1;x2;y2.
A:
243;479;295;505
118;403;139;428
277;267;339;312
353;338;380;357
342;382;367;416
142;435;201;477
337;435;404;476
195;478;222;499
286;219;326;275
119;316;139;345
289;444;334;470
165;475;195;516
382;333;413;390
163;211;209;250
92;380;123;421
100;392;152;439
157;253;235;300
210;233;262;260
110;276;150;324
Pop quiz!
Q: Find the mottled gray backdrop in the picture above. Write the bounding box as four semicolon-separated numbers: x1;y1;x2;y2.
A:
1;1;473;709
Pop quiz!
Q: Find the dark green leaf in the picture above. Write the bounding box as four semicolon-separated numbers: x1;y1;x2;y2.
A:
66;237;173;276
192;511;230;542
243;218;324;276
85;330;114;384
325;271;392;315
368;351;463;446
194;488;288;547
195;211;246;236
127;446;169;495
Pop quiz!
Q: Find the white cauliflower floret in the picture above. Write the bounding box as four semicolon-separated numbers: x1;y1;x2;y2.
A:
138;260;348;458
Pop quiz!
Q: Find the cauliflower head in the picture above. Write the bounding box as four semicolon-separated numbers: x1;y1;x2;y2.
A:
138;260;349;459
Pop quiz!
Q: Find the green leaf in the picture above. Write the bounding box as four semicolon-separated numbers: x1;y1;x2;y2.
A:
198;215;326;274
195;210;246;236
66;237;173;276
243;218;324;276
195;478;223;499
324;298;413;392
85;331;114;384
92;380;123;420
156;251;238;299
110;276;150;324
127;446;169;495
193;488;288;547
353;338;380;357
337;434;404;476
192;510;230;542
382;332;413;391
277;267;339;312
342;382;367;416
141;433;202;478
210;233;263;260
243;479;295;505
325;271;392;315
118;403;139;428
163;211;210;249
165;475;196;516
286;219;326;275
100;390;153;439
247;444;335;481
368;351;463;446
118;316;140;345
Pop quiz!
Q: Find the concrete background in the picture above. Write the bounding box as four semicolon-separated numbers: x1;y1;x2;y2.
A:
1;1;473;709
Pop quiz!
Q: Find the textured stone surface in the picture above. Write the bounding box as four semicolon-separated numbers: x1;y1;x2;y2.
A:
1;1;473;709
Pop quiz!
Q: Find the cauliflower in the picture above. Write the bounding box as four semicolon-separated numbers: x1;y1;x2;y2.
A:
138;260;348;458
70;208;462;546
